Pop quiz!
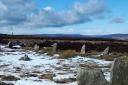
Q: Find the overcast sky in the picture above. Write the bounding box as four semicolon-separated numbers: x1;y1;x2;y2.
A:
0;0;127;35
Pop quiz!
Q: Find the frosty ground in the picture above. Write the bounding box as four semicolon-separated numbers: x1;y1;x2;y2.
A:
0;45;112;85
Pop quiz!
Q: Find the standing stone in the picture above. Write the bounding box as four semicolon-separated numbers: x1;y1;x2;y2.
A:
110;58;128;85
34;44;39;51
77;68;109;85
101;46;110;55
80;44;86;55
52;43;57;54
7;41;12;48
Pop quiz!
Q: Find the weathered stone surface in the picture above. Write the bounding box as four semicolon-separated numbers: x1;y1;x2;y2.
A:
80;44;86;55
77;68;109;85
110;58;128;85
101;46;110;55
52;43;57;54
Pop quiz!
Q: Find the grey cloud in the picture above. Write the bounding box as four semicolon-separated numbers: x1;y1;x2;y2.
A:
0;0;37;27
111;17;125;23
25;0;106;28
0;0;106;29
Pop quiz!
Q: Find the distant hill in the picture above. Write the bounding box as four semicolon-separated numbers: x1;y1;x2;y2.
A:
0;33;128;41
33;34;128;41
98;34;128;41
34;34;89;38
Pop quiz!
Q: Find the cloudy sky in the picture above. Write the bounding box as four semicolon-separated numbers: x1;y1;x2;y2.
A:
0;0;127;35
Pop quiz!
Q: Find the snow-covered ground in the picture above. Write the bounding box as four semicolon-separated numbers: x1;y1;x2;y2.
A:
0;45;112;85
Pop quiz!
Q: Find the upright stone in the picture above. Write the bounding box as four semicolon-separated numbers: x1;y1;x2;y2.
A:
34;44;39;51
52;43;57;54
80;44;86;55
7;41;12;48
110;58;128;85
77;68;109;85
102;46;110;55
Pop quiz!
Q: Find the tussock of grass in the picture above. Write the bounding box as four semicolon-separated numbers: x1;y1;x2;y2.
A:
40;47;55;56
0;75;20;81
60;50;77;59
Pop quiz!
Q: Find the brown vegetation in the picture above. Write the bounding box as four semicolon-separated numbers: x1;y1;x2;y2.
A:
0;75;20;81
60;50;78;59
54;78;76;83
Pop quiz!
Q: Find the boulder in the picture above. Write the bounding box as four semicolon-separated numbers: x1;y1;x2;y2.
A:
77;68;109;85
110;58;128;85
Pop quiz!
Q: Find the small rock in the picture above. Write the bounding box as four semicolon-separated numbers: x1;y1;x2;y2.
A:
19;54;31;61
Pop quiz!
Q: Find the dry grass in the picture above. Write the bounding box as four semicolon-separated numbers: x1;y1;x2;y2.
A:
39;73;55;81
39;47;54;55
54;78;76;83
98;52;128;61
60;50;77;59
0;75;20;81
